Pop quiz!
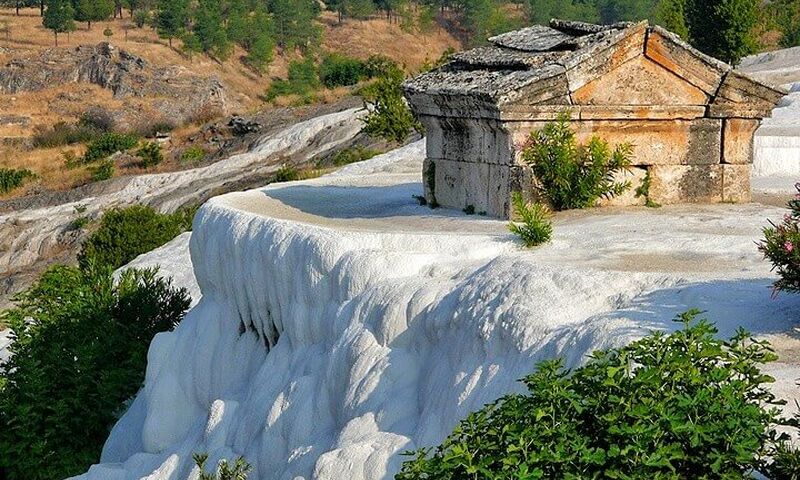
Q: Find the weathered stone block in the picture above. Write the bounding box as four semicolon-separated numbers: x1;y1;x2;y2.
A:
573;56;708;106
437;117;514;165
644;26;730;95
487;164;512;217
432;158;491;212
597;166;648;207
722;164;751;203
648;165;724;204
722;119;760;164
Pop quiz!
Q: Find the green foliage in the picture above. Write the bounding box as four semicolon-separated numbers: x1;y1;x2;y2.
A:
269;0;321;50
655;0;688;39
765;0;800;48
0;167;36;194
319;53;366;88
89;159;115;181
758;183;800;294
77;204;195;271
521;113;632;211
265;57;321;101
397;310;800;479
136;141;164;168
461;0;522;44
133;8;150;28
181;145;207;164
155;0;188;46
74;0;114;28
82;132;139;163
508;192;553;247
274;164;300;182
42;0;75;45
685;0;759;64
528;0;600;25
194;452;253;480
194;0;231;60
361;67;421;144
241;8;275;73
0;265;190;480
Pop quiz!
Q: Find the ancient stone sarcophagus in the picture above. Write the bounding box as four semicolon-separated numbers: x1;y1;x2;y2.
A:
403;20;787;218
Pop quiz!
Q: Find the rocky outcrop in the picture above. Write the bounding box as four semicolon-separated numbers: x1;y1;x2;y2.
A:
0;43;229;124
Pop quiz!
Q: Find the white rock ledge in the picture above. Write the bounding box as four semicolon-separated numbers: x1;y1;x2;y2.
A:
77;145;800;480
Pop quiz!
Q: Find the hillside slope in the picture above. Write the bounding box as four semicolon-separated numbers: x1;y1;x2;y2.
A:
75;145;800;480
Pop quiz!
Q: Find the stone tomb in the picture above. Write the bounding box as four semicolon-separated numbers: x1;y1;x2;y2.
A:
403;20;786;218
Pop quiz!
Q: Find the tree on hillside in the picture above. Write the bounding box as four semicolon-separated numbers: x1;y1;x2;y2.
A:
242;8;275;72
73;0;113;29
527;0;599;26
269;0;321;50
194;0;231;59
655;0;687;38
595;0;658;23
0;0;36;16
685;0;759;64
155;0;187;47
462;0;521;43
43;0;75;46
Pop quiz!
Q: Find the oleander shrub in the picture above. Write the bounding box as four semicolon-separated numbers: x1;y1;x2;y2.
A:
508;192;552;247
82;132;140;164
318;53;365;88
759;182;800;294
0;167;36;194
136;141;164;168
521;113;633;210
77;204;196;271
396;310;800;479
194;452;252;480
0;265;190;480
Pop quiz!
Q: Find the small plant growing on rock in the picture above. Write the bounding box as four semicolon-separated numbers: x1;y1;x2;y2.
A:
396;310;800;479
136;142;164;168
194;453;252;480
83;132;139;164
522;113;633;210
759;182;800;294
508;192;552;247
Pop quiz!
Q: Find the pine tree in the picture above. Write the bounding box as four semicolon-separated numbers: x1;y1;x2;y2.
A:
224;0;248;45
242;7;275;72
655;0;687;39
194;0;231;59
269;0;321;50
155;0;188;47
43;0;75;46
685;0;759;64
73;0;113;29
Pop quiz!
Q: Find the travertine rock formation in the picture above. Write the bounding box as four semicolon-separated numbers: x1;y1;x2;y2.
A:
404;20;786;217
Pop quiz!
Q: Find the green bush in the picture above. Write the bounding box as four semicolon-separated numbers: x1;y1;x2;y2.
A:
82;132;140;164
181;145;207;164
133;9;150;28
758;182;800;294
136;141;164;168
361;68;422;144
77;204;196;271
508;192;553;247
319;53;365;88
265;58;321;101
397;310;800;479
0;265;190;480
194;452;252;480
89;159;115;182
0;168;36;194
521;113;633;211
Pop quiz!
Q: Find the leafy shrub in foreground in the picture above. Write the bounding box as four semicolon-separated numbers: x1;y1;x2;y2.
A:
194;452;252;480
522;113;633;210
759;182;800;294
508;192;552;247
82;132;140;163
0;266;191;480
396;310;800;479
78;204;196;271
0;167;36;194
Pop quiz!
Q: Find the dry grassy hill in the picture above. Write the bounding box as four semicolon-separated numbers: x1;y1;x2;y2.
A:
0;7;459;198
